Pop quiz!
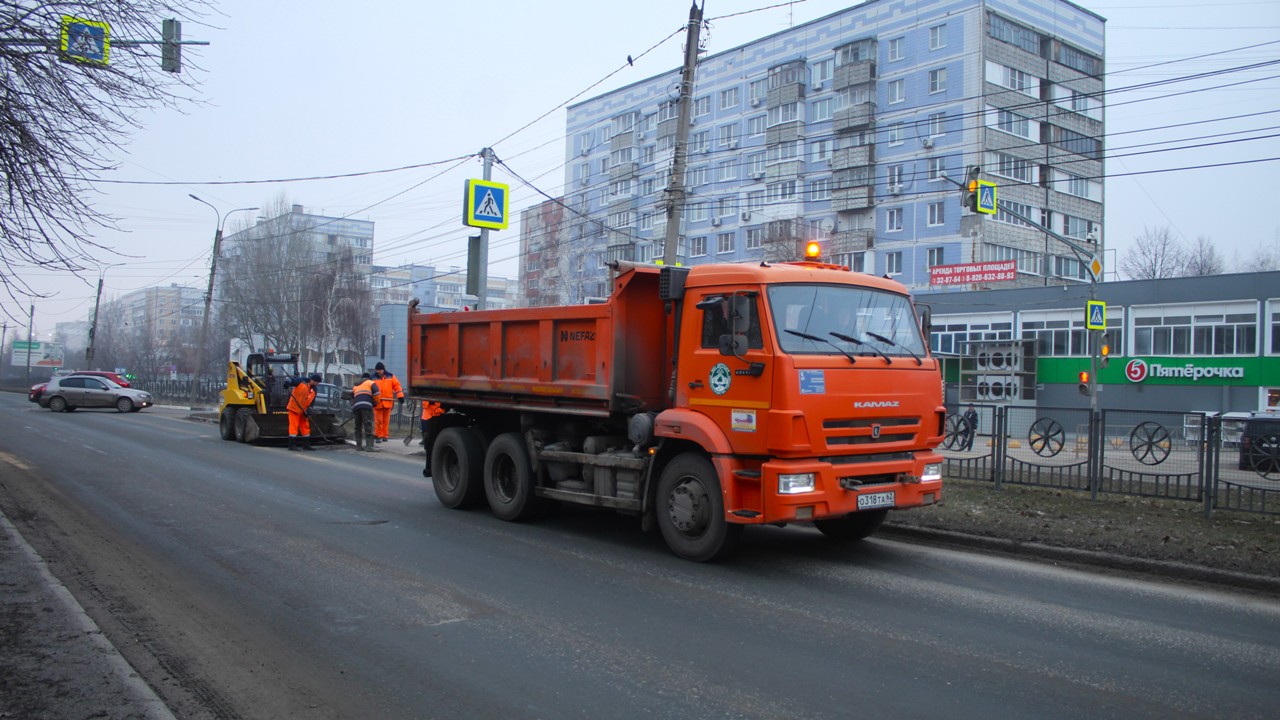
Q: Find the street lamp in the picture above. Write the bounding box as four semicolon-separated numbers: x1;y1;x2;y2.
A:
188;194;258;410
85;261;125;370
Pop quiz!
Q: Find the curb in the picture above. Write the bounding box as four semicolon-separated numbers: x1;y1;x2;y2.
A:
880;523;1280;596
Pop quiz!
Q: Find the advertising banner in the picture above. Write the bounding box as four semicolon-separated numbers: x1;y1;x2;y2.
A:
929;260;1017;285
10;340;65;368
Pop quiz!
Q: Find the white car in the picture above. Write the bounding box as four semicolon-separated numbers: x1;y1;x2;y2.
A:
39;374;154;413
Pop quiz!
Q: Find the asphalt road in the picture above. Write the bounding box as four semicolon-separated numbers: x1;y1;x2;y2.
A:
2;393;1278;720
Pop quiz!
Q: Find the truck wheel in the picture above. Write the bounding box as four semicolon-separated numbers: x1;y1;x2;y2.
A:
483;433;544;522
233;408;253;443
431;427;486;509
655;453;741;562
814;510;888;541
219;409;237;441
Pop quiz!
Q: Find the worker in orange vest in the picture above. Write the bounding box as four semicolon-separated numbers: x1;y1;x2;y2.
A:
288;373;320;451
372;361;404;443
419;399;445;475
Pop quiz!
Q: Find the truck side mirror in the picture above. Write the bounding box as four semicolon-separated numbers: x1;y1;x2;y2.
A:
918;304;932;340
718;333;749;357
730;294;751;335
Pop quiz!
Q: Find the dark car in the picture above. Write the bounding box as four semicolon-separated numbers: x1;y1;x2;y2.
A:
39;374;153;413
1238;411;1280;475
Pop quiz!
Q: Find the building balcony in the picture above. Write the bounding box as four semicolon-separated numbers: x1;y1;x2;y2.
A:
830;229;874;253
833;102;876;132
831;144;874;170
832;185;874;211
833;60;875;89
606;242;636;264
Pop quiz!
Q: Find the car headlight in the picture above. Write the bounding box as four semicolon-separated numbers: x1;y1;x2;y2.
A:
922;463;942;482
778;473;815;495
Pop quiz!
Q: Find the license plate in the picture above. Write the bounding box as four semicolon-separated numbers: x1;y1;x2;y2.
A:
857;491;895;510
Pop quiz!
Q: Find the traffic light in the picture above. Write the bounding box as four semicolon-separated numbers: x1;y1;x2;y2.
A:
963;165;981;212
1100;336;1111;368
1077;370;1091;396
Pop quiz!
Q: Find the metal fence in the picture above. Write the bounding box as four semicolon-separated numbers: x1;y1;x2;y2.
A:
940;404;1280;517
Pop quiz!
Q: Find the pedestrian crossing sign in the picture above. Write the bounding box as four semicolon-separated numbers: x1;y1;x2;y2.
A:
464;179;509;230
1086;300;1106;331
60;15;110;67
976;180;997;215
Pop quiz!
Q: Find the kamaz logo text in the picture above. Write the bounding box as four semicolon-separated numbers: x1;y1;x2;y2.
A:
854;400;900;408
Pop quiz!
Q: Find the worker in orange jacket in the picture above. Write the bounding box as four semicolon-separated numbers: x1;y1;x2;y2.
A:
288;373;321;451
372;361;404;443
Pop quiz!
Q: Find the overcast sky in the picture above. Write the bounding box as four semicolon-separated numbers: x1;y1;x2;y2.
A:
7;0;1279;337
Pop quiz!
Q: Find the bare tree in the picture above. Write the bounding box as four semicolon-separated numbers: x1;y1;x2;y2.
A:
1236;230;1280;272
1183;235;1225;276
0;1;211;320
1118;226;1186;280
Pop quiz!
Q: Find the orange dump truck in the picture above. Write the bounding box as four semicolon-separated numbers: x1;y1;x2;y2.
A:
407;258;945;561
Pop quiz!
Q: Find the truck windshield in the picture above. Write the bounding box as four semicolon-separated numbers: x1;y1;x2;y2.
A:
768;284;927;358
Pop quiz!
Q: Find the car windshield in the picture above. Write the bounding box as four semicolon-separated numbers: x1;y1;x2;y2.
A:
768;283;926;358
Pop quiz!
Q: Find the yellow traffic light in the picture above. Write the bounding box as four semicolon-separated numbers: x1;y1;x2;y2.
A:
1100;338;1111;368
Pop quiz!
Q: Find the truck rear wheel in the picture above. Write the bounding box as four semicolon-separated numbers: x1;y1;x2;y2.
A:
483;433;544;522
432;427;486;509
656;453;741;562
219;409;236;441
814;510;888;541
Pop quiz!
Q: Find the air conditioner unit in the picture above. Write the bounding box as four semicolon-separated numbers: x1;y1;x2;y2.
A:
741;211;752;221
750;97;761;107
710;216;721;226
580;148;590;157
921;137;934;149
811;81;823;91
635;132;644;143
727;140;738;149
888;184;903;195
752;171;765;180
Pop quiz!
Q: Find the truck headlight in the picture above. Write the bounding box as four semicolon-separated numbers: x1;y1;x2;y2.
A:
922;463;942;482
778;473;815;494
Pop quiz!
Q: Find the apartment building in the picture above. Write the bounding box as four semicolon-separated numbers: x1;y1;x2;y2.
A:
526;0;1104;302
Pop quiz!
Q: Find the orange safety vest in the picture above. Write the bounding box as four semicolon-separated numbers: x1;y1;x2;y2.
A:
421;401;443;420
374;373;403;408
289;381;315;414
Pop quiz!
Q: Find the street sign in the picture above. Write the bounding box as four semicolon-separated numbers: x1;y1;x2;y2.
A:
1086;300;1106;331
60;15;110;66
1088;255;1104;282
976;180;997;215
463;179;509;230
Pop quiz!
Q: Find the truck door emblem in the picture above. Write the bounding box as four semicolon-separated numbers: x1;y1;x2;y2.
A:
709;363;732;395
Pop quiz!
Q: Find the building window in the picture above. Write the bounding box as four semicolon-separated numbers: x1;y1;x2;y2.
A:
995;200;1036;228
888;37;904;61
686;165;708;186
928;202;945;226
1062;214;1091;239
809;139;833;163
1049;125;1103;160
811;58;834;86
638;213;653;231
929;24;947;50
928;112;946;137
691;130;710;154
994;153;1033;183
720;87;739;110
928;157;946;182
928;68;947;94
988;13;1042;56
746;227;764;250
658;100;679;122
747;153;766;177
809;178;832;201
886;207;903;232
718;159;738;182
767;102;800;126
689;202;708;222
810;98;834;122
886;251;903;275
717;232;735;254
694;96;711;117
747;115;767;137
749;78;768;104
888;79;905;104
717;196;737;217
768;180;797;202
640;145;655;164
887;164;904;187
609;179;632;197
767;140;799;164
608;210;634;227
994;108;1032;139
690;236;707;257
887;122;904;145
747;190;765;210
927;247;945;267
718;123;739;147
1133;307;1258;356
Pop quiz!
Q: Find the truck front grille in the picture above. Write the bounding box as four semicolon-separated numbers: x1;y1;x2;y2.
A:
823;416;921;447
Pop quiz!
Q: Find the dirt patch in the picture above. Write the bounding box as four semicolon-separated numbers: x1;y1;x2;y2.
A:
887;478;1280;579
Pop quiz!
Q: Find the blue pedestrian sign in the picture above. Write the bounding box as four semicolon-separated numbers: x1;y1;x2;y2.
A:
976;180;997;215
1086;300;1106;331
464;179;509;230
60;15;110;67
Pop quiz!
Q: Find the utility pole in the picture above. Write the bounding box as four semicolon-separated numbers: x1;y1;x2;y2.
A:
477;147;494;310
661;1;705;266
25;305;33;389
188;196;258;410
